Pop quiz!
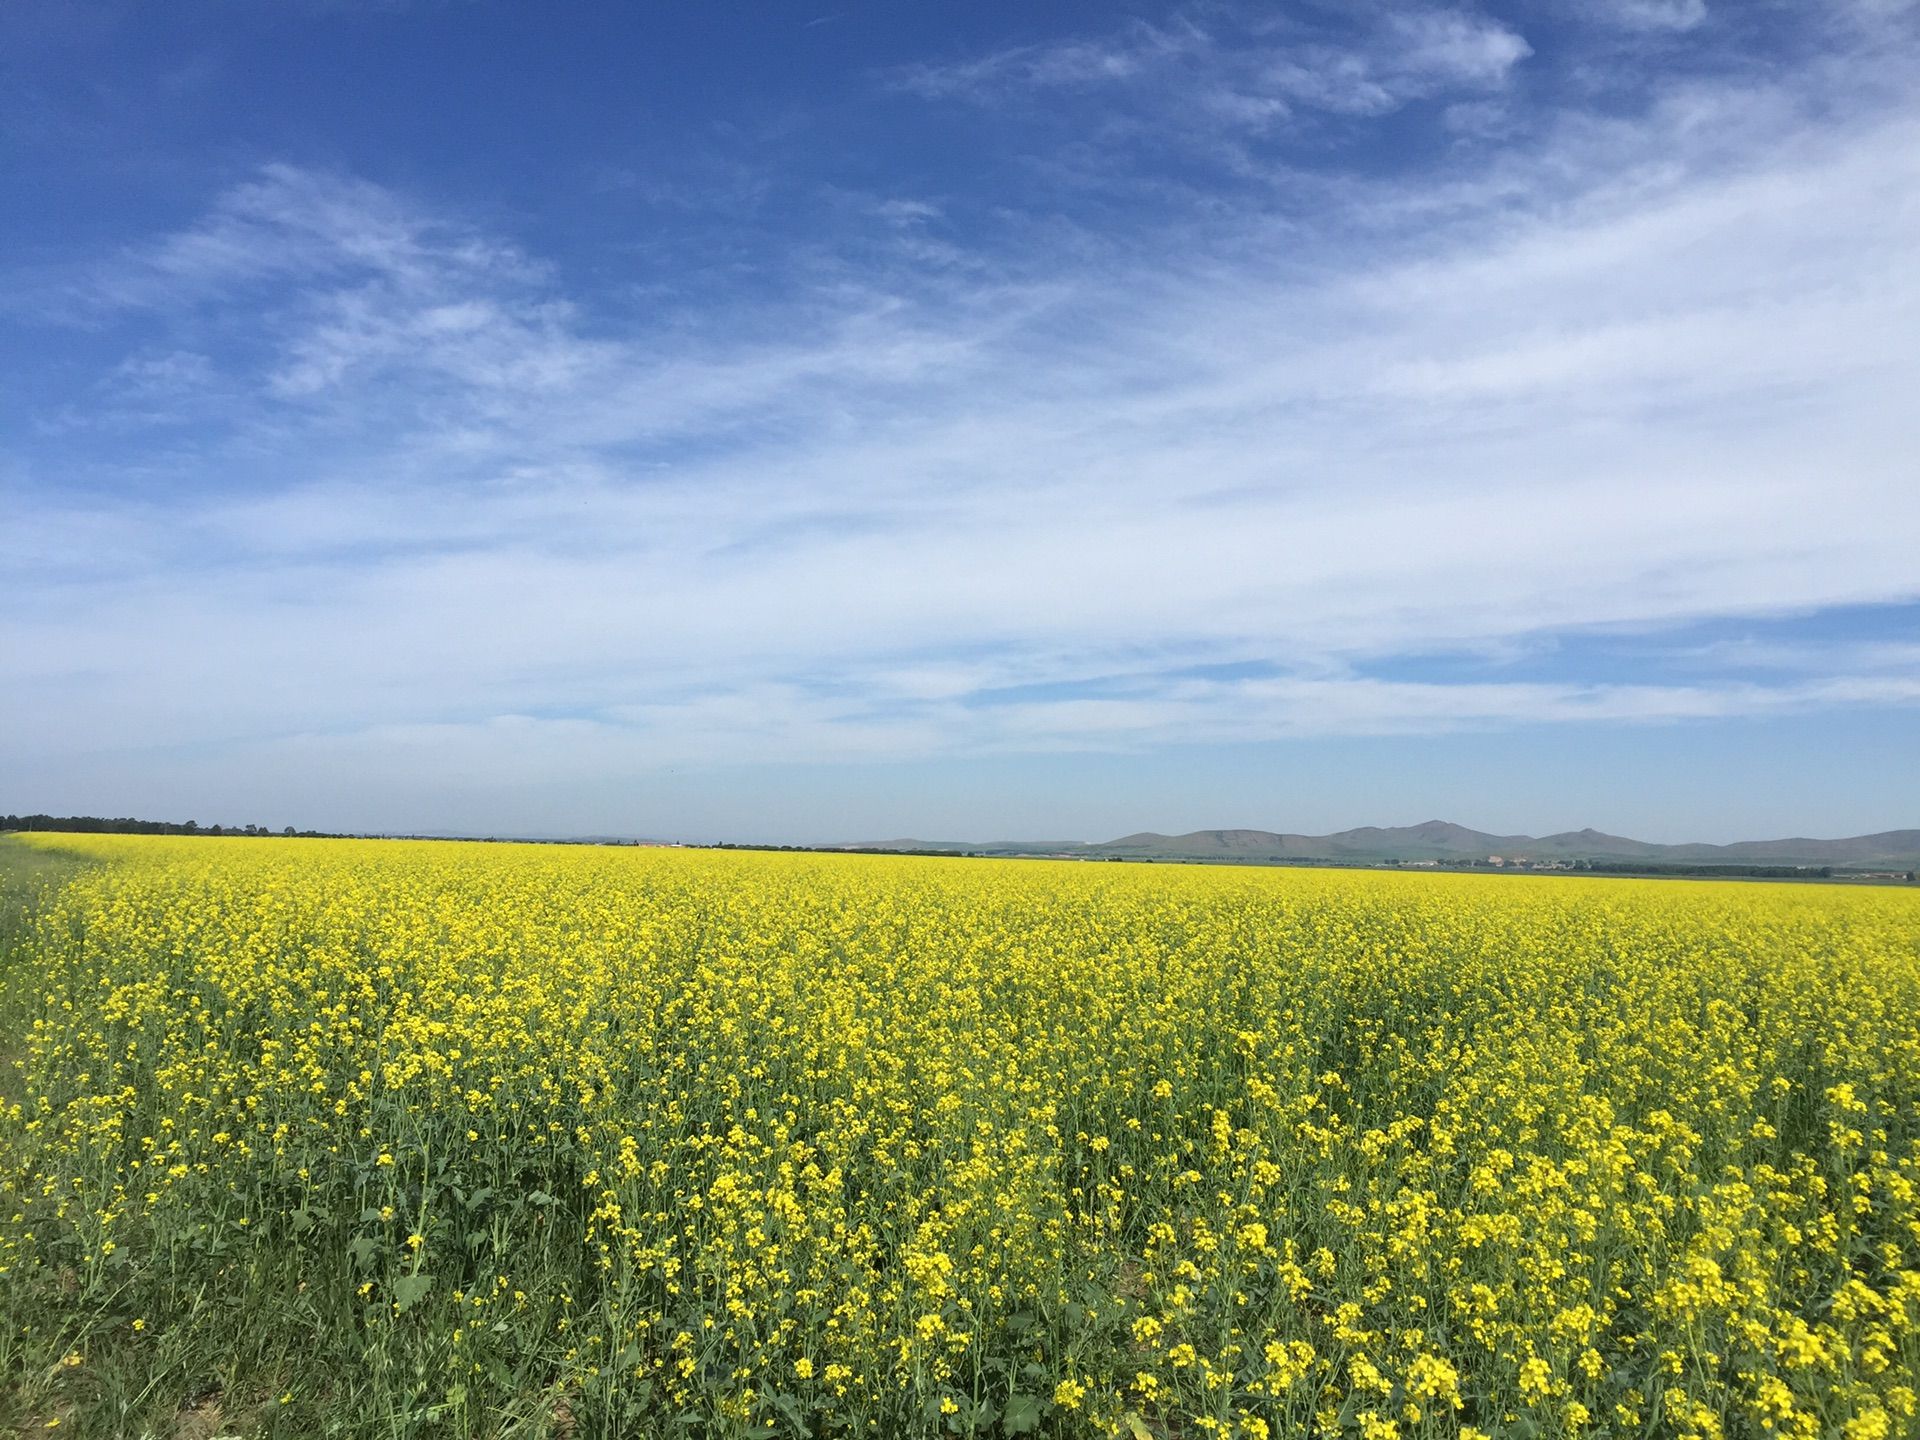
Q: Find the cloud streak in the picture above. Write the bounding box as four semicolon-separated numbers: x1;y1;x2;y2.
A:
891;6;1532;145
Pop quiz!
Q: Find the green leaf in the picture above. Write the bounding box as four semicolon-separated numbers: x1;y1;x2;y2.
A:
392;1272;433;1312
771;1392;812;1437
1336;1388;1362;1429
1001;1393;1043;1435
1122;1415;1155;1440
347;1235;379;1269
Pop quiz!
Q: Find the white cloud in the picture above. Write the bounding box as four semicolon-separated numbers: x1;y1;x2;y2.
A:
74;164;529;315
110;349;217;396
1603;0;1710;31
1385;10;1533;86
891;20;1207;99
892;6;1530;133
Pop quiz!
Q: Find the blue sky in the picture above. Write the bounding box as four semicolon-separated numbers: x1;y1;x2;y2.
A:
4;0;1919;843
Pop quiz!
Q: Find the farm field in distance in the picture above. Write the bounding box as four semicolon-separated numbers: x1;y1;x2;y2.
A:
1;834;1917;1439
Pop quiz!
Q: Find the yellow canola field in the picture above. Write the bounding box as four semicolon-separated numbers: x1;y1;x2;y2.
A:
1;835;1918;1439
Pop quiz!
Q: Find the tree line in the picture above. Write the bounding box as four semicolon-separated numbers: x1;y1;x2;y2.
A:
1567;859;1847;878
0;814;336;838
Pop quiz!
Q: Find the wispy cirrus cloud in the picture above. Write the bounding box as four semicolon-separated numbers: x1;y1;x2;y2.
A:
892;19;1207;98
1603;0;1709;32
890;6;1531;133
74;163;533;316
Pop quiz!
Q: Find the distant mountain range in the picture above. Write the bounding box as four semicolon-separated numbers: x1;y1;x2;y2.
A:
845;820;1920;869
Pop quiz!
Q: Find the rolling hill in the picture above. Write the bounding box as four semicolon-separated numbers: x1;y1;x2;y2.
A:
847;822;1920;868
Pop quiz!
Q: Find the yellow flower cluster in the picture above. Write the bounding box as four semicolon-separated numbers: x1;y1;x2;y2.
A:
1;835;1916;1438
